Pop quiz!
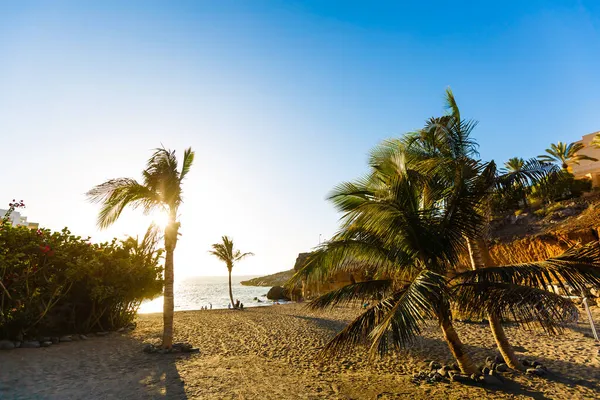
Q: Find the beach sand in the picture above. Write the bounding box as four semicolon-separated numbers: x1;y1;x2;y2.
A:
1;303;599;399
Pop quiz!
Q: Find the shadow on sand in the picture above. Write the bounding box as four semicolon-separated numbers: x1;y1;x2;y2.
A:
0;334;192;399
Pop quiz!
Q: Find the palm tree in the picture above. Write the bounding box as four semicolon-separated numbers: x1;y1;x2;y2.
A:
402;90;589;370
504;157;525;173
87;147;194;348
292;140;484;374
404;91;568;370
538;141;597;170
209;236;254;308
501;157;556;210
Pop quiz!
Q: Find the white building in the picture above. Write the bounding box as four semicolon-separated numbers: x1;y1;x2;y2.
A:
570;131;600;187
0;209;39;229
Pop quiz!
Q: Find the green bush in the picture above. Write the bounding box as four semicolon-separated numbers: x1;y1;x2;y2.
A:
0;224;163;340
533;202;564;218
530;171;592;204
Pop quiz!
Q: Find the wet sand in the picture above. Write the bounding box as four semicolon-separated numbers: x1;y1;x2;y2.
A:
1;303;599;399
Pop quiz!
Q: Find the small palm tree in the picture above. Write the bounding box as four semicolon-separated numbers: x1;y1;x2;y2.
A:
209;236;254;308
538;141;597;170
87;147;194;348
503;157;525;173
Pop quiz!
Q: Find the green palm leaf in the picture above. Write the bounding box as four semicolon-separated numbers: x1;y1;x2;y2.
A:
452;282;578;334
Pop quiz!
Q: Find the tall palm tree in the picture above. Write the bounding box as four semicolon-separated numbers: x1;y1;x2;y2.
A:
403;90;589;370
87;147;194;348
404;91;568;370
538;141;597;170
209;236;254;308
292;141;485;374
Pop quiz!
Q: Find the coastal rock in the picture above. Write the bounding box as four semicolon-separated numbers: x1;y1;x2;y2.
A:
266;286;291;301
41;341;52;347
96;331;109;337
495;363;508;373
0;340;15;350
22;341;40;348
429;361;441;370
79;334;88;340
51;337;60;344
450;373;470;383
143;343;157;353
59;335;72;342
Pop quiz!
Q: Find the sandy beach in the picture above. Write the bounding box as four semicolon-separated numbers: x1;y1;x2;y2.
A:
1;303;599;399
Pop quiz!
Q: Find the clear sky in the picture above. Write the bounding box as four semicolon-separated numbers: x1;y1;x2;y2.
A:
1;1;599;278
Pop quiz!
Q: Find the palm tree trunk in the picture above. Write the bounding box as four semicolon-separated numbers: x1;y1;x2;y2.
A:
162;245;174;348
488;310;522;369
228;268;235;308
161;218;178;349
466;237;524;370
440;316;476;374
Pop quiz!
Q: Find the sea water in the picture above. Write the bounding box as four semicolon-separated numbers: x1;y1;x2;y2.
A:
138;275;284;313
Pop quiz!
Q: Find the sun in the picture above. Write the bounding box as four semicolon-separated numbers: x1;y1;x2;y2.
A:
151;211;170;230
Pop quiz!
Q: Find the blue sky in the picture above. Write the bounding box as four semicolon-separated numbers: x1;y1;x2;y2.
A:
1;1;599;277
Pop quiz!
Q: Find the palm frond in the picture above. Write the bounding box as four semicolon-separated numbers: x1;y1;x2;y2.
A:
86;178;161;229
320;271;447;358
307;279;394;310
454;242;600;295
453;282;578;334
179;147;195;182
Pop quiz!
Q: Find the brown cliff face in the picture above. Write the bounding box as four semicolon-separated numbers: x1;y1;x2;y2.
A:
455;228;598;272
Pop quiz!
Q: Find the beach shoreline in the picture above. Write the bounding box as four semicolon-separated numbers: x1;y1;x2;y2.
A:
1;303;599;399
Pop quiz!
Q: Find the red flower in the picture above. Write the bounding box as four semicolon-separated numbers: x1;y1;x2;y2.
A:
40;245;51;254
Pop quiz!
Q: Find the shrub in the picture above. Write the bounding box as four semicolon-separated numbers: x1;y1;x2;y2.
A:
530;171;592;204
533;202;564;218
0;224;163;339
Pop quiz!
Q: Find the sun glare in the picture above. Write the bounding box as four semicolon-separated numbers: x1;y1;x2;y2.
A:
151;211;170;230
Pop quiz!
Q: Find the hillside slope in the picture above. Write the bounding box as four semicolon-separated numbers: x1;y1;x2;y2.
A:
240;269;295;287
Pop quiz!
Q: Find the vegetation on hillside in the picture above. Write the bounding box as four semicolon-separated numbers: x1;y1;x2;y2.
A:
240;269;295;287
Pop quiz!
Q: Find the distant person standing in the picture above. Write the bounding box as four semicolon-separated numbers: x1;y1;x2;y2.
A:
209;303;212;310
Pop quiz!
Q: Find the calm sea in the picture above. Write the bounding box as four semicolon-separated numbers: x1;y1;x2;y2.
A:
138;275;284;313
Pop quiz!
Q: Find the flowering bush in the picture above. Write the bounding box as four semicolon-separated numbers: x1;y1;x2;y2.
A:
0;224;163;340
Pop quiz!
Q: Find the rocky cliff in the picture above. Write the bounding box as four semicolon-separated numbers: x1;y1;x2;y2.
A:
239;269;295;287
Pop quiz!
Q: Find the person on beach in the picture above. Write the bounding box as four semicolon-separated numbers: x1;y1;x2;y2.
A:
209;303;212;310
240;303;244;310
235;299;240;309
228;303;231;310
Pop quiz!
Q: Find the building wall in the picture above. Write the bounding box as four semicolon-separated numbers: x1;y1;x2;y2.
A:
0;209;39;229
570;131;600;186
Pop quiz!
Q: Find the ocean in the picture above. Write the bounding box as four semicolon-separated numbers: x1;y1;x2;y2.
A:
138;275;284;313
